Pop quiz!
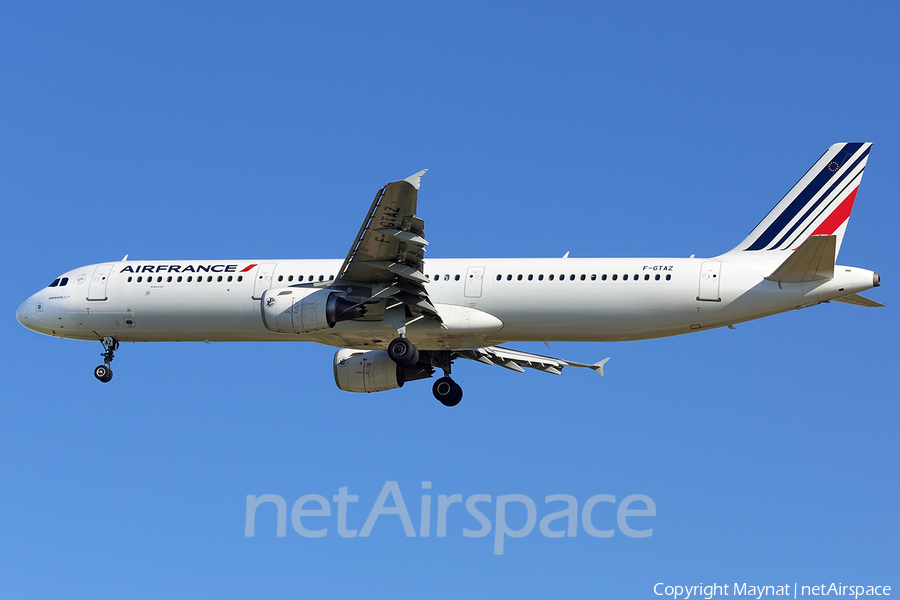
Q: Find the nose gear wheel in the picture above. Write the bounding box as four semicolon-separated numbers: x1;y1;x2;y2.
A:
94;337;118;383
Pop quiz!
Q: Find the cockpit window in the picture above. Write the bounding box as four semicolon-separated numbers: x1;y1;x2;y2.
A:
59;277;69;286
48;278;60;288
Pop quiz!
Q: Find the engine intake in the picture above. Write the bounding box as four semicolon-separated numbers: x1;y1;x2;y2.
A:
261;288;366;334
333;349;434;393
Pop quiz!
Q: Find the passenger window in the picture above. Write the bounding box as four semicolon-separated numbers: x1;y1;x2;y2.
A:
549;274;555;281
455;274;460;281
128;277;133;283
319;275;324;282
329;275;334;281
167;276;173;282
538;274;544;281
666;274;672;281
644;274;650;281
227;275;233;282
580;274;586;281
278;275;284;282
517;274;522;281
570;274;575;281
187;276;193;282
634;274;639;280
528;274;533;281
217;276;223;282
506;274;512;281
623;274;628;281
177;276;183;282
612;274;618;281
207;276;213;282
137;276;143;283
238;276;243;282
496;274;501;281
591;274;596;281
602;274;607;281
436;275;441;281
655;274;660;281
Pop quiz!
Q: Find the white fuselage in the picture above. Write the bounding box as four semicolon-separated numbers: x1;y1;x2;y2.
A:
16;256;879;351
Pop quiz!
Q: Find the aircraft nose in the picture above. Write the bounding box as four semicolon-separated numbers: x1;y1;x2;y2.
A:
16;296;42;331
16;299;29;326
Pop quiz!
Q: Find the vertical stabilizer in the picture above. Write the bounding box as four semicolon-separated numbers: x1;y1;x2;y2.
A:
722;143;871;259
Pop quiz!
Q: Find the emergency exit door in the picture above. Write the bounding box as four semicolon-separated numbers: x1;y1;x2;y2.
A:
464;266;485;298
697;261;722;302
87;264;112;301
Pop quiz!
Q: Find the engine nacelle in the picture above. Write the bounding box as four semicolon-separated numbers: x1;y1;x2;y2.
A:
333;349;435;393
333;349;404;393
261;288;365;334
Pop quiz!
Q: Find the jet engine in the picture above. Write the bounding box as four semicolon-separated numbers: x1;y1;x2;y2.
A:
261;288;365;334
333;349;433;393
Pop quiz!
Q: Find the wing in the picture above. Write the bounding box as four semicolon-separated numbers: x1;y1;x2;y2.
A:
333;170;441;322
456;346;610;376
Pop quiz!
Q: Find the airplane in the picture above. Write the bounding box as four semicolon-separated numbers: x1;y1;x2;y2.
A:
16;143;883;406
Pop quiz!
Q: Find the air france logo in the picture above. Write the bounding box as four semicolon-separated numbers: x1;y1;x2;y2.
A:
120;264;258;274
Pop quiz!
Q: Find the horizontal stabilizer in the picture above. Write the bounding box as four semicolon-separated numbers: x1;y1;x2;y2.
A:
765;235;835;283
832;293;885;308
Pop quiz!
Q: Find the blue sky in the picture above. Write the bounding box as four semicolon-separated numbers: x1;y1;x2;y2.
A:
2;2;897;598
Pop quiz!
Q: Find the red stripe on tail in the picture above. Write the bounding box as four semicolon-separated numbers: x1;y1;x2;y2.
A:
810;186;859;237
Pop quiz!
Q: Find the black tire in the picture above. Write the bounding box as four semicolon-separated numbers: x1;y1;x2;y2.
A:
432;376;463;407
94;365;113;383
388;337;419;367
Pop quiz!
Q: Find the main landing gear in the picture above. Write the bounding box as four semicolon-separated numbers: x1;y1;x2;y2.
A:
387;336;419;368
94;337;118;383
387;337;463;407
432;376;463;407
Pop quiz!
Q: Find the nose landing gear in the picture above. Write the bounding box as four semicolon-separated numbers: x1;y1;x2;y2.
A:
94;337;118;383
